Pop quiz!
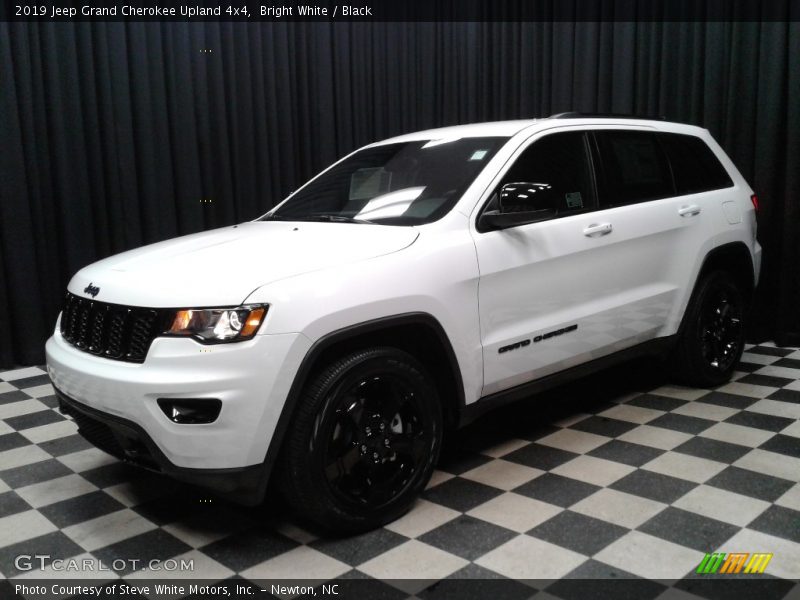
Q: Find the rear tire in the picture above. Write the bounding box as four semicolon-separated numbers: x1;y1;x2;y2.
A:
672;270;746;388
277;347;442;535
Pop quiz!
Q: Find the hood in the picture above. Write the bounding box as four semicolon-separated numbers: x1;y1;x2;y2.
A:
68;221;419;307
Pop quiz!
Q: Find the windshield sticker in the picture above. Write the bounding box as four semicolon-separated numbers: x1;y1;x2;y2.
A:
469;150;489;161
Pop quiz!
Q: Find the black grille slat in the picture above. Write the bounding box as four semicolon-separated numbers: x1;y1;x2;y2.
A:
64;294;80;343
76;302;92;348
106;310;127;359
60;293;163;363
88;306;106;354
128;310;158;360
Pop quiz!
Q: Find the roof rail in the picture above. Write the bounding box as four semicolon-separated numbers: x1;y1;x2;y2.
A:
549;112;667;121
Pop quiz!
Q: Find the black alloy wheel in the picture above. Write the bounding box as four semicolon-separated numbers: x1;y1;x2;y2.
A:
698;286;743;372
278;347;442;534
322;371;432;509
672;270;747;387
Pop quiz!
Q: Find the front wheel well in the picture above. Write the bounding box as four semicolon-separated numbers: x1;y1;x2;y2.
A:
306;316;465;430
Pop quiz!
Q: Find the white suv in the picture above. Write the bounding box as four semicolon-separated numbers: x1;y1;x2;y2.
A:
46;115;761;533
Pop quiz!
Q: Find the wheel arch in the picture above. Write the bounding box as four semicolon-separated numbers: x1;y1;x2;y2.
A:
674;240;755;343
256;312;466;499
695;241;755;307
671;243;752;387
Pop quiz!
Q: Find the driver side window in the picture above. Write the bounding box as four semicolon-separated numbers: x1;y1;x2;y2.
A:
497;131;596;217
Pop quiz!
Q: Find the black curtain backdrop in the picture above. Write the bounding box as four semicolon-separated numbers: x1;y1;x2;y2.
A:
1;21;798;368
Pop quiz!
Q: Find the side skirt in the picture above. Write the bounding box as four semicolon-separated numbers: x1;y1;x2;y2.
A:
459;336;677;427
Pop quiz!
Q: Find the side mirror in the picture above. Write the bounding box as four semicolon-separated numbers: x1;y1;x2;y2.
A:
499;182;557;213
478;182;557;231
478;208;556;231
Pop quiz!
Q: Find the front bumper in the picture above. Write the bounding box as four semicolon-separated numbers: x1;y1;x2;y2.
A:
46;324;311;472
56;387;266;503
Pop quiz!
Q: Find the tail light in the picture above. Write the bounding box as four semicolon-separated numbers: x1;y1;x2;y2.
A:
750;194;759;212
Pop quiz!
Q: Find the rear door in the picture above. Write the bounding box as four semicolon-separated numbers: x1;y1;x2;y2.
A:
590;129;716;337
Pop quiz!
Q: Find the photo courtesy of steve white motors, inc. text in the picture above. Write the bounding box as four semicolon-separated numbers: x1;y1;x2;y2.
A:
15;584;239;598
13;3;374;18
15;583;341;598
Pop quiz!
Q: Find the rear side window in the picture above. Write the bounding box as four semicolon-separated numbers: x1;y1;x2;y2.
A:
659;132;733;194
593;131;674;206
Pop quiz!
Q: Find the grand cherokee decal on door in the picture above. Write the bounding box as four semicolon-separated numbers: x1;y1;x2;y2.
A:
498;324;578;353
498;339;531;354
534;323;578;343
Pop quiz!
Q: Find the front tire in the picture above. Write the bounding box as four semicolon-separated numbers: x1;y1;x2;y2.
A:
278;347;442;535
672;270;746;387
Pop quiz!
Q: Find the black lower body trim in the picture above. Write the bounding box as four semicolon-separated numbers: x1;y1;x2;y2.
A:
460;336;676;426
55;387;267;505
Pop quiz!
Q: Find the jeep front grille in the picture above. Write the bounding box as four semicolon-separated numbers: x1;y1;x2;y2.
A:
60;292;165;363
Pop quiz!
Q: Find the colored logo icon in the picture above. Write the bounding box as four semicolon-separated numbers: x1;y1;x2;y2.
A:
696;552;773;574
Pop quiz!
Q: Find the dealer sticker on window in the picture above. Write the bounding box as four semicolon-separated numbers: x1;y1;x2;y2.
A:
565;192;583;208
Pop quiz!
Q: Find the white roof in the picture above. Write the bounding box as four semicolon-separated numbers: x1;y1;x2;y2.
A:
379;120;540;143
375;117;705;144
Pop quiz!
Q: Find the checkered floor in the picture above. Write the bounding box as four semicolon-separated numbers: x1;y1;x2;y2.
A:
1;344;799;598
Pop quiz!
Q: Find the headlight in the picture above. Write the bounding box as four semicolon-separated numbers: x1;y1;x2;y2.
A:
165;305;267;343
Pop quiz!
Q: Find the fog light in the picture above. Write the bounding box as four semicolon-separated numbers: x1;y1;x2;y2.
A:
157;398;222;424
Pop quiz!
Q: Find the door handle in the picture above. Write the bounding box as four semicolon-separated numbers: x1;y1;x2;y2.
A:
678;204;702;217
583;222;613;237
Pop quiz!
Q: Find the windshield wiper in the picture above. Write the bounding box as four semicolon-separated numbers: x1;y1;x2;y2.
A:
260;213;375;224
298;214;376;224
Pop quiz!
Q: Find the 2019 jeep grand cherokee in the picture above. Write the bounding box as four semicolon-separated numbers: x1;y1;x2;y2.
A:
46;115;761;533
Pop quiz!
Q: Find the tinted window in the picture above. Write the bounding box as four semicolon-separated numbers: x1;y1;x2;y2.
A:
659;133;733;194
594;131;674;206
498;132;595;216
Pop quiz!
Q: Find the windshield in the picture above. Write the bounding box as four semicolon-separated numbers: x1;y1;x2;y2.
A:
263;137;506;225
